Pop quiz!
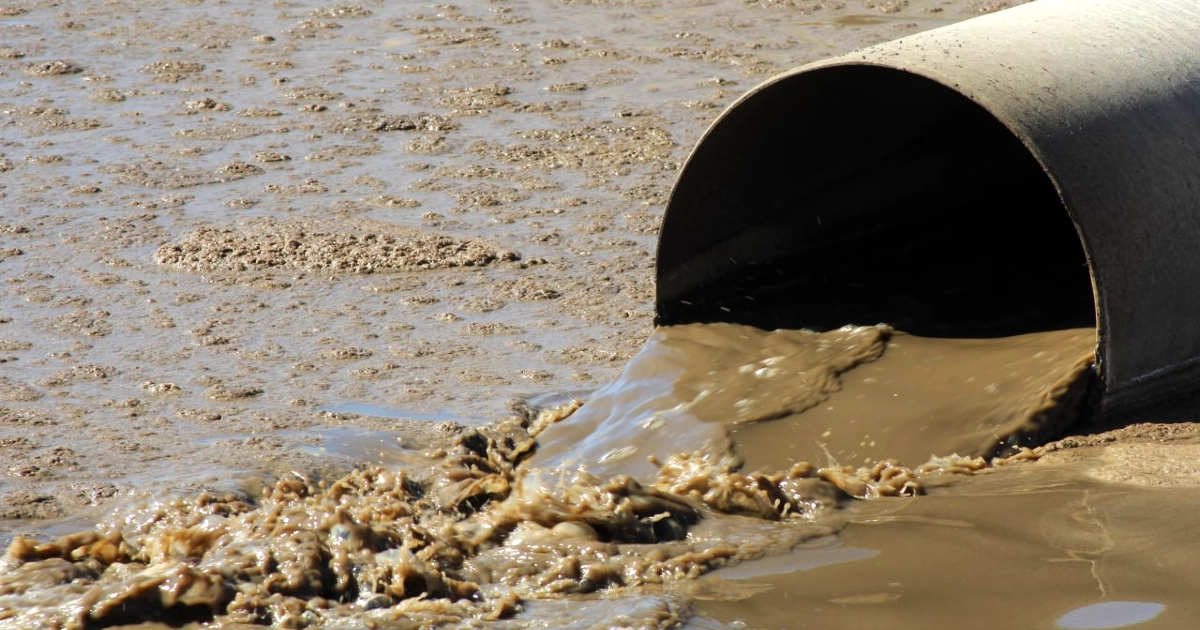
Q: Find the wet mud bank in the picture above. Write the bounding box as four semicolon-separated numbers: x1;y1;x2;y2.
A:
0;0;991;555
5;0;1200;628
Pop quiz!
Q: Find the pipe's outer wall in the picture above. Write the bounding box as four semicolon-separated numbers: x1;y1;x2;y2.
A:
656;0;1200;414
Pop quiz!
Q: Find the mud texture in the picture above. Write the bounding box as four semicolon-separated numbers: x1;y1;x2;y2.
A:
0;0;1002;551
0;383;1055;630
155;217;518;274
6;0;1200;628
2;319;1173;630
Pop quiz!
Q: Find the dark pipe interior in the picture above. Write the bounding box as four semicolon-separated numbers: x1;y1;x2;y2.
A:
656;65;1096;337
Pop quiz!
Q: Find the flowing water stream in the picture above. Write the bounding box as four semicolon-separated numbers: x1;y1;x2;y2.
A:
13;322;1186;630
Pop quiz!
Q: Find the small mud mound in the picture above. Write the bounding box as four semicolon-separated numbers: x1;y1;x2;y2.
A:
155;218;519;274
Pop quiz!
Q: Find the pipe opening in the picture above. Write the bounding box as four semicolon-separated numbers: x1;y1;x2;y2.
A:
656;65;1096;338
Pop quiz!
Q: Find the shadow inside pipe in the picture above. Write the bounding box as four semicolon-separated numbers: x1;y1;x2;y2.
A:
656;65;1096;338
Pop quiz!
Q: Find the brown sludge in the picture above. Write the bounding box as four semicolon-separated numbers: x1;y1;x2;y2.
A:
0;323;1096;629
8;0;1200;627
530;324;1094;481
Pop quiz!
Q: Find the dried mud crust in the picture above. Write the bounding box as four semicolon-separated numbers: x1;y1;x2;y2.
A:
155;218;519;274
0;401;1023;629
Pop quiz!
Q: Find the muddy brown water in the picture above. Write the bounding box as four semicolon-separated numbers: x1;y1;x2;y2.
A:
530;325;1094;480
6;320;1199;629
4;0;1200;628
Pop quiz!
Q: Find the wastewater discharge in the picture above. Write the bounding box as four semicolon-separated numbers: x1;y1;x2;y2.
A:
0;323;1097;628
